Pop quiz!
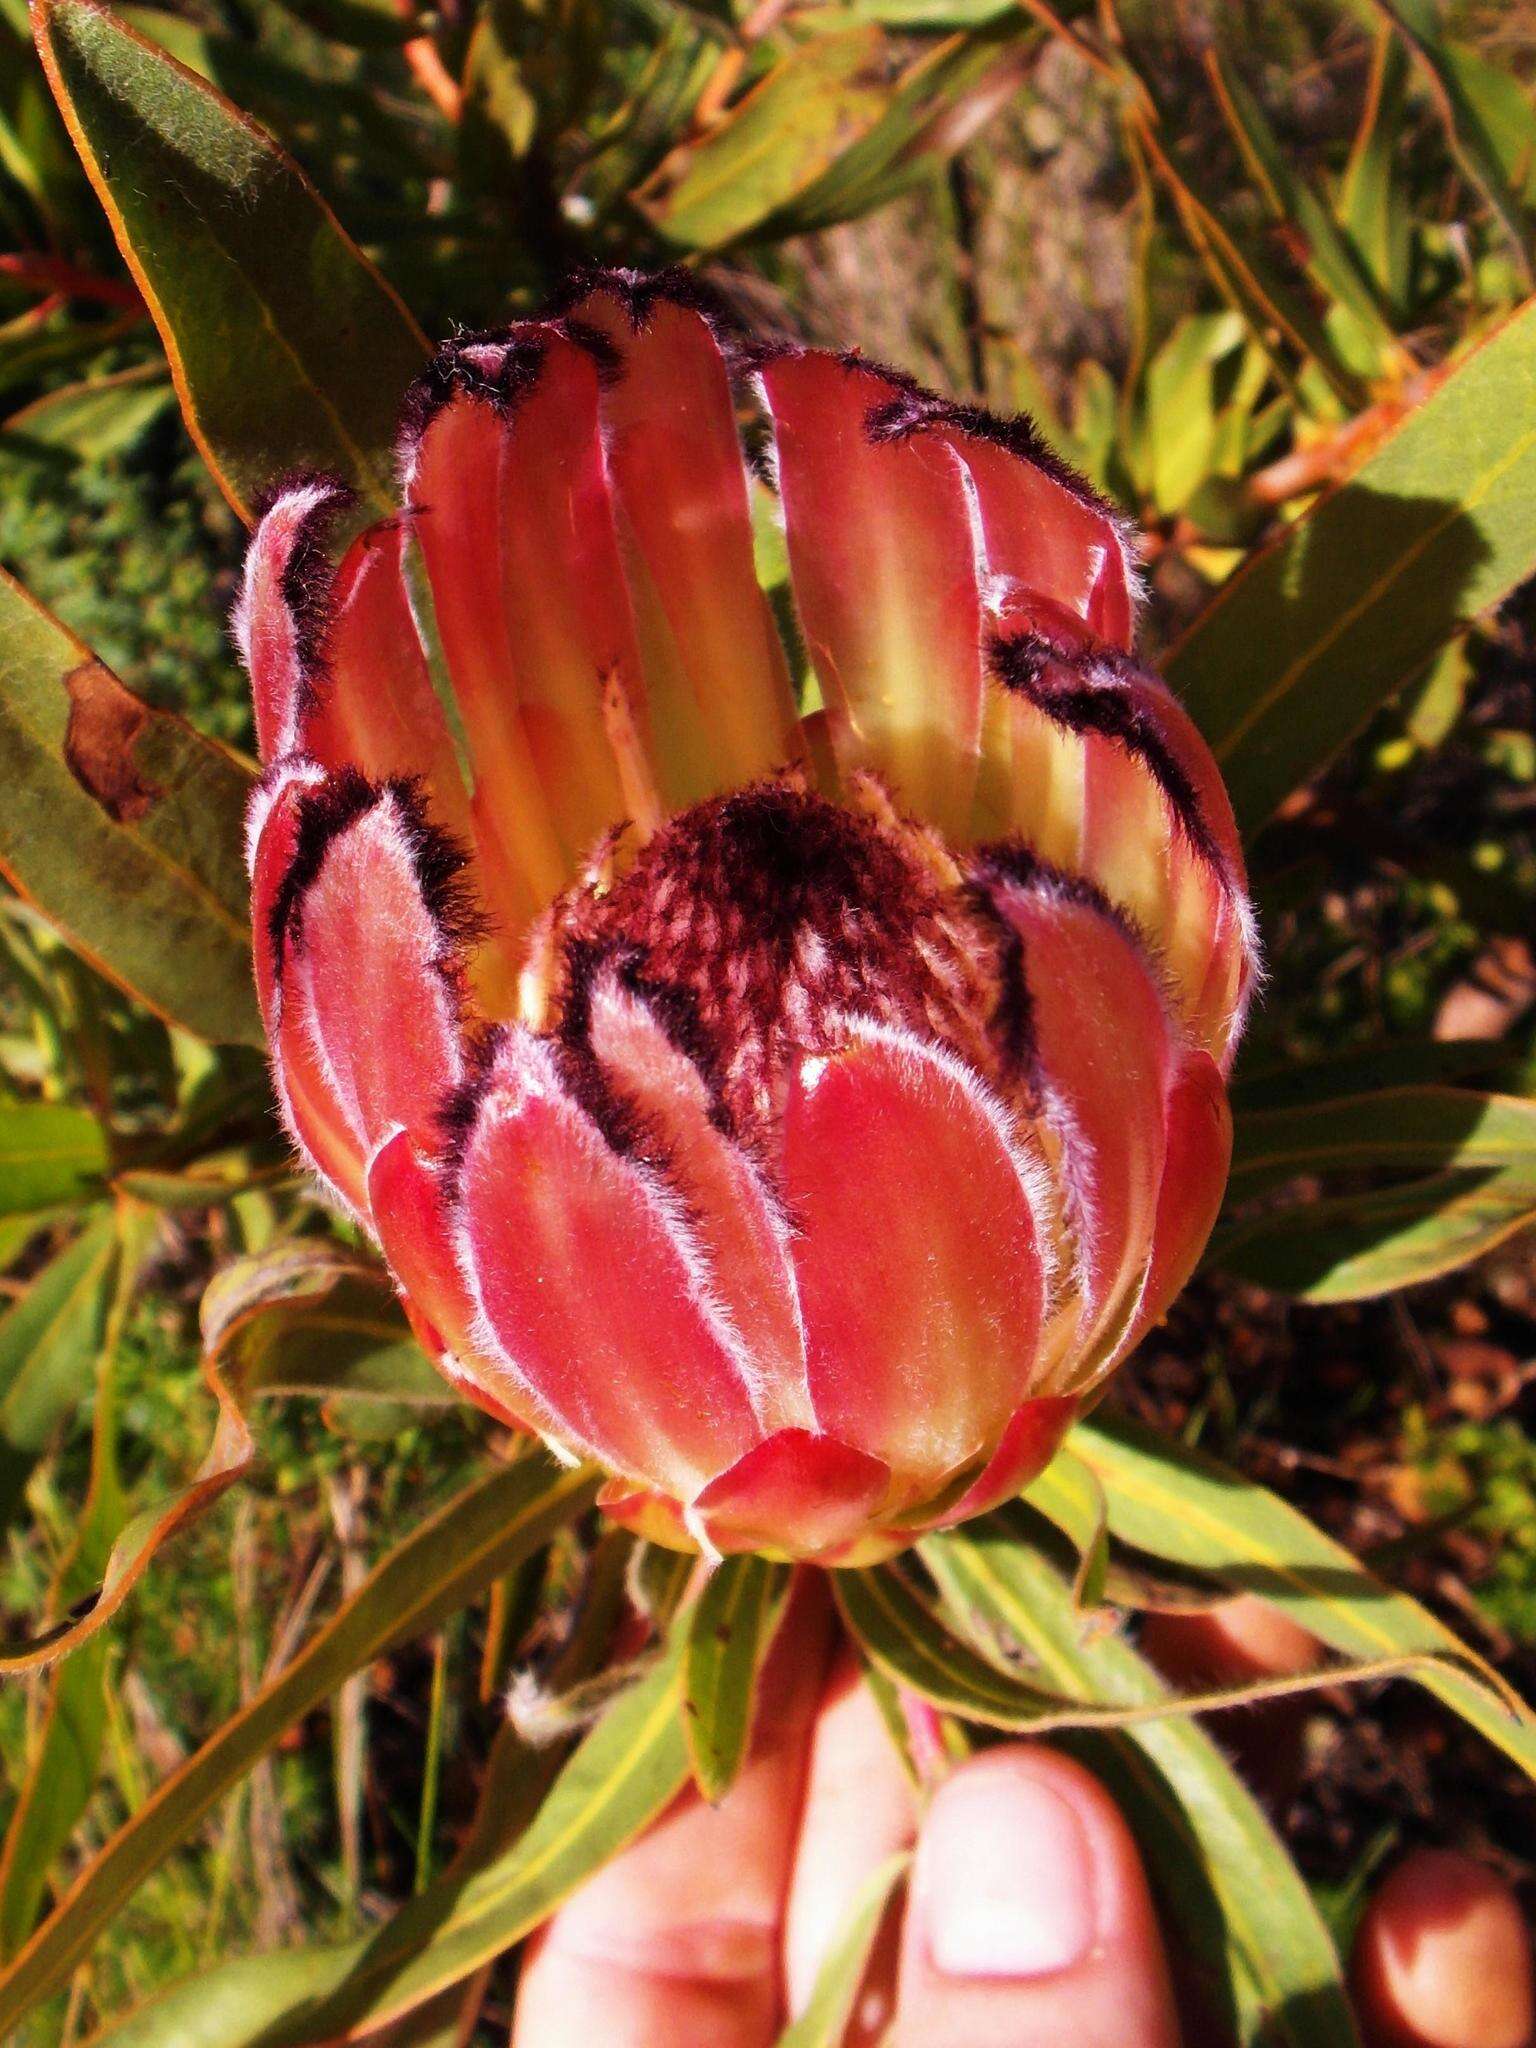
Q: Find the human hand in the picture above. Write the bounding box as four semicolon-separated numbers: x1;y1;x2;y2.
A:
511;1587;1533;2048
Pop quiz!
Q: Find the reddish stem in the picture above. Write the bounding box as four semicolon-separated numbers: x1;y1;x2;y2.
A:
0;252;142;312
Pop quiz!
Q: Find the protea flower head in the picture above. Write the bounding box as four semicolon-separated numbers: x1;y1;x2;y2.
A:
237;269;1257;1566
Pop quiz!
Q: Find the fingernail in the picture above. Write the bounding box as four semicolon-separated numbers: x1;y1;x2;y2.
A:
921;1768;1096;1979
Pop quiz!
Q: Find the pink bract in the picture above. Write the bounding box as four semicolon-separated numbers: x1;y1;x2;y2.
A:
236;269;1257;1565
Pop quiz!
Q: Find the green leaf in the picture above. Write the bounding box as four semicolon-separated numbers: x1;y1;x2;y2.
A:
774;1851;909;2048
1339;28;1414;314
0;1101;107;1215
86;1639;690;2047
1230;1034;1527;1114
925;1517;1359;2048
1144;313;1233;515
1204;48;1400;378
1228;1085;1536;1196
200;1240;452;1409
1365;0;1532;281
834;1559;1463;1737
1074;1412;1536;1784
0;1454;599;2033
1213;1166;1536;1302
0;570;259;1046
1168;295;1536;834
636;24;1027;251
0;1206;118;1529
0;1201;152;1959
1219;1084;1536;1297
753;25;1031;240
1;366;173;461
636;28;891;249
33;0;427;520
1021;1444;1109;1608
683;1554;789;1803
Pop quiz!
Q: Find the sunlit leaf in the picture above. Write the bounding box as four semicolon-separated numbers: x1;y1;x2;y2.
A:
1204;47;1401;378
1339;27;1414;314
834;1559;1456;1735
33;0;427;520
636;22;1028;250
1;366;172;462
1021;1444;1109;1608
1360;0;1532;280
0;1454;599;2031
683;1553;789;1803
1169;294;1536;833
1214;1166;1536;1301
0;1201;153;1959
1074;1413;1536;1784
1228;1085;1536;1196
200;1240;451;1409
0;569;259;1046
84;1637;689;2047
0;1206;118;1530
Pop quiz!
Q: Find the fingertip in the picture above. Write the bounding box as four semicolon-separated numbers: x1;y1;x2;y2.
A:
783;1648;917;2016
895;1745;1179;2048
1351;1848;1534;2048
1140;1593;1323;1687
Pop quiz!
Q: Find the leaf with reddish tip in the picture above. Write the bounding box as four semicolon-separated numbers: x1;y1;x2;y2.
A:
0;569;259;1047
33;0;426;520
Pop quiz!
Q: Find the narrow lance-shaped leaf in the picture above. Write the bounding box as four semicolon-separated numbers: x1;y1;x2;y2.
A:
1021;1444;1109;1608
0;1454;600;2032
1073;1412;1536;1785
924;1517;1359;2048
83;1638;691;2048
200;1239;453;1409
1227;1086;1536;1196
0;1101;107;1216
0;1206;119;1532
775;1851;910;2048
834;1560;1480;1737
0;1200;155;1961
1168;294;1536;835
1202;46;1402;378
33;0;427;520
1212;1167;1536;1303
1362;0;1533;282
683;1554;789;1803
1219;1085;1536;1299
0;569;259;1046
637;29;888;248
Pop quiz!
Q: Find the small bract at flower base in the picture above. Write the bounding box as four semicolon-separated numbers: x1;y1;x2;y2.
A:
237;269;1259;1567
